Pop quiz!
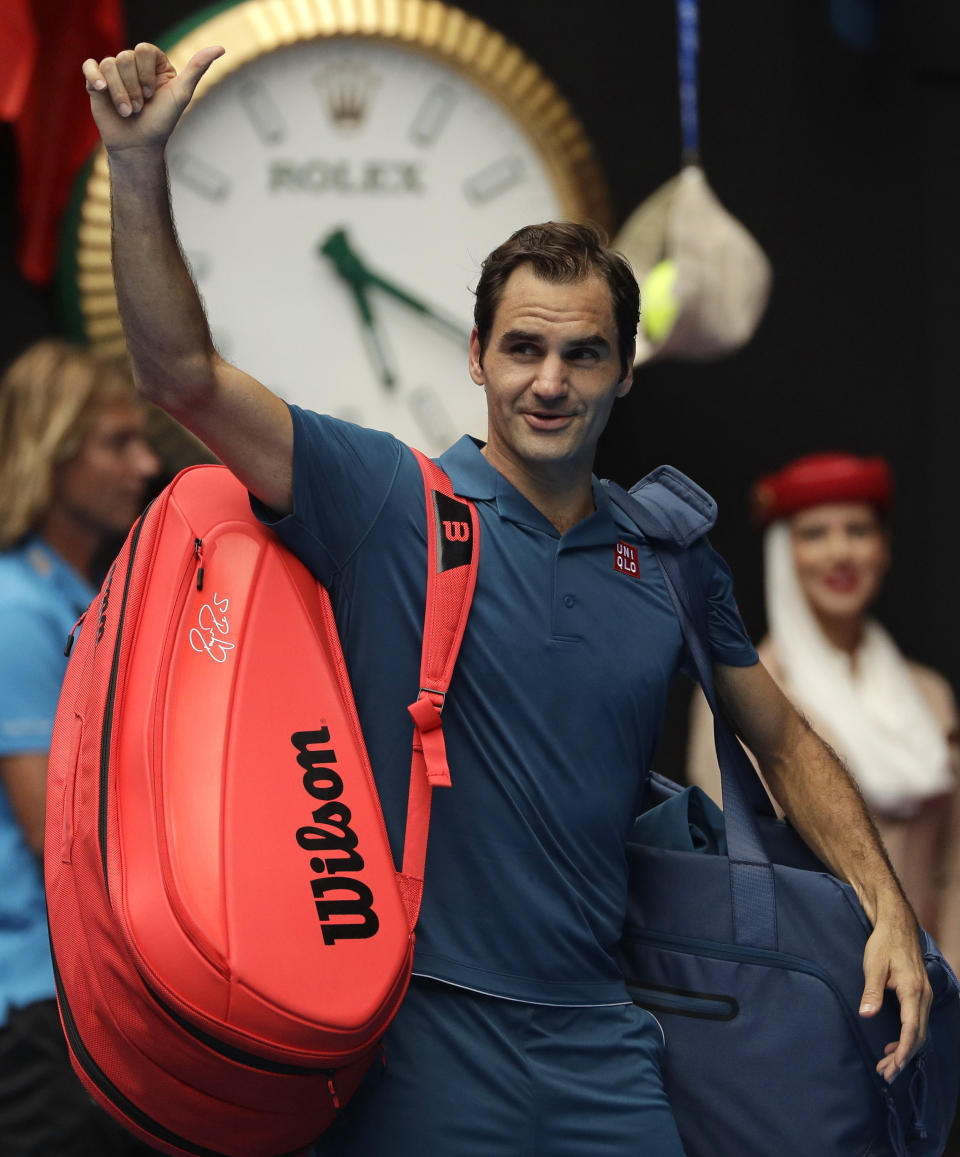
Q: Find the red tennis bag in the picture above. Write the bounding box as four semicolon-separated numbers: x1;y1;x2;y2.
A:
44;456;478;1157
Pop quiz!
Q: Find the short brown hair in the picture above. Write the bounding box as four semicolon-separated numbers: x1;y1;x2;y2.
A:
473;221;639;376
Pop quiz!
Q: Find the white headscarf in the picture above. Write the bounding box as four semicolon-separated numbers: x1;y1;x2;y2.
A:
765;521;953;818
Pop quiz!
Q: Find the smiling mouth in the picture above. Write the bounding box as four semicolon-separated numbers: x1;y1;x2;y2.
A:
523;410;574;429
823;572;858;592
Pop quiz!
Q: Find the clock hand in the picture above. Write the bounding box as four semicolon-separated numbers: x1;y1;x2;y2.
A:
319;228;368;292
319;228;469;346
320;230;397;389
363;269;469;344
349;283;397;390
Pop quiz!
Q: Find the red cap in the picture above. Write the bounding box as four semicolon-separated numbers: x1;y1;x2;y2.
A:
750;453;893;526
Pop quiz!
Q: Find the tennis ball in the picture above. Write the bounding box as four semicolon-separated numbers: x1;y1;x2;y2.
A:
641;259;679;343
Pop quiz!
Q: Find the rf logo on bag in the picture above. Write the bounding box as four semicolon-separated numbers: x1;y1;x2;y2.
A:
189;594;235;663
292;728;379;944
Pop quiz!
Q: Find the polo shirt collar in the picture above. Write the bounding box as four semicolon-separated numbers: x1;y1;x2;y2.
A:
438;436;498;500
437;436;643;543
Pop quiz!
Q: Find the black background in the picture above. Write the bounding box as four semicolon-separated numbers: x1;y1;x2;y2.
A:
3;0;960;779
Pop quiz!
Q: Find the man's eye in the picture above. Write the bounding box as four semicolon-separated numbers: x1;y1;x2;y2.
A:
567;347;600;361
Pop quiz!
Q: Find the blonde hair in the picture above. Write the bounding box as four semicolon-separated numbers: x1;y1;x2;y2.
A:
0;339;141;549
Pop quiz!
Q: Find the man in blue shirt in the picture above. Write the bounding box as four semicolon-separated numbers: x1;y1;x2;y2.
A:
0;339;160;1154
82;43;931;1155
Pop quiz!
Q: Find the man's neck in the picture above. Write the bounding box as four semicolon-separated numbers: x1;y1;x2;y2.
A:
480;445;595;535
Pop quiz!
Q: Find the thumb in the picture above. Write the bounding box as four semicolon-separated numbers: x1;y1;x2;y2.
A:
859;975;885;1017
172;45;225;107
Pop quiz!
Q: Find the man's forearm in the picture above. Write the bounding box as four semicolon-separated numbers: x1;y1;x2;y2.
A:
761;716;910;926
109;148;218;415
715;661;911;924
715;660;929;1071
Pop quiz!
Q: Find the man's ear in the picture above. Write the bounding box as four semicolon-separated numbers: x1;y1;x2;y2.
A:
468;328;485;386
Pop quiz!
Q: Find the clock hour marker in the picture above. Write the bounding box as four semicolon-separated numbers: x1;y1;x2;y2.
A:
463;157;525;203
409;84;457;146
238;81;286;144
169;154;231;201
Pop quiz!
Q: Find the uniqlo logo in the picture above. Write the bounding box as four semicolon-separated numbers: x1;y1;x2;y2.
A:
614;540;640;579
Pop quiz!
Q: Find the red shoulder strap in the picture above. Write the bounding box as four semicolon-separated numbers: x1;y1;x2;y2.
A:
396;448;479;928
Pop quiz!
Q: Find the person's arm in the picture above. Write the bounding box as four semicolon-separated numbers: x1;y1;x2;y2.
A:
714;659;931;1084
0;753;47;855
82;44;293;514
937;785;960;975
913;666;960;975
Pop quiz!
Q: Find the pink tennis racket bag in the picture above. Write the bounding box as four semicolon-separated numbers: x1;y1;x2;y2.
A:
44;458;477;1156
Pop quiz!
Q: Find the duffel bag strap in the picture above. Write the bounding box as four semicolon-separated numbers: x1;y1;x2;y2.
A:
397;448;479;927
606;477;779;950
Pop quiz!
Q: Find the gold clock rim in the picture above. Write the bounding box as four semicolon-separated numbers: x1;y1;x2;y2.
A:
75;0;613;356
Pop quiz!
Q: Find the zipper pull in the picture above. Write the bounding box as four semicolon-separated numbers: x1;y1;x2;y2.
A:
194;538;204;591
64;611;87;657
326;1073;342;1112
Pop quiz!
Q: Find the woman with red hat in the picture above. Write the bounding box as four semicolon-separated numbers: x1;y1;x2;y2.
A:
687;452;960;968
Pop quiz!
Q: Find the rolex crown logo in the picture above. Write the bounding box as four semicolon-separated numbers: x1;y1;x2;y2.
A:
314;61;380;133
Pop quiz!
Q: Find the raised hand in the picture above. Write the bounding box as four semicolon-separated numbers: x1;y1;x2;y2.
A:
82;42;225;155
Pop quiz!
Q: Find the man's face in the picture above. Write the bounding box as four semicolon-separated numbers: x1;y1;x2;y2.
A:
469;266;633;481
51;402;160;540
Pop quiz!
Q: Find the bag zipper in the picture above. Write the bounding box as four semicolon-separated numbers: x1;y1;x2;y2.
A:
626;930;960;1155
145;536;228;972
98;505;152;889
53;954;336;1156
52;955;232;1157
144;980;348;1077
625;929;891;1109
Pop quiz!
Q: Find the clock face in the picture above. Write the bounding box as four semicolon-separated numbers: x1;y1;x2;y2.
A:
67;0;611;455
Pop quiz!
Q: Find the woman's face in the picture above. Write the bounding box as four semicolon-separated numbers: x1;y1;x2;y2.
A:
52;401;160;538
789;501;889;623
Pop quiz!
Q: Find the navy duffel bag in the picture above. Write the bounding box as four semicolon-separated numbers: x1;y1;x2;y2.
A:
607;477;960;1157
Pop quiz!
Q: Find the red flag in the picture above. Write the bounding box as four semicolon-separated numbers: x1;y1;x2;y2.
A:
0;0;36;122
3;0;125;286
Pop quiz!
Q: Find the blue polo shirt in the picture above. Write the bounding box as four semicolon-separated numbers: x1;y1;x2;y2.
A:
264;409;757;1005
0;537;96;1025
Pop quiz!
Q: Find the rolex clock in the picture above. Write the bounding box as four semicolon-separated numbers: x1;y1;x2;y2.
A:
62;0;612;452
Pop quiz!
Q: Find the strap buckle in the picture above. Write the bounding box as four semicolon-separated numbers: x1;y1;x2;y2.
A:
417;687;446;712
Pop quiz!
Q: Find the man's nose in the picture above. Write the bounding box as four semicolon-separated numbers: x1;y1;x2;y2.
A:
532;355;568;396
